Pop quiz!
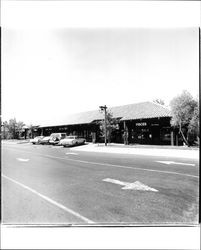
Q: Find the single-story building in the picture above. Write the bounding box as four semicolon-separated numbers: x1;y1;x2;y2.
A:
34;101;182;145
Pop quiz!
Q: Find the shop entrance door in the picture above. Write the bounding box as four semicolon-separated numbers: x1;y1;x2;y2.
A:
131;128;151;144
151;126;160;145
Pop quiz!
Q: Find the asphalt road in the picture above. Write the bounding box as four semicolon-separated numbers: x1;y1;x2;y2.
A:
2;142;199;225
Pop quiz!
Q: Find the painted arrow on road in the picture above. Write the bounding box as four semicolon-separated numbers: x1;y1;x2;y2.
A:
156;161;195;166
16;158;30;162
103;178;158;192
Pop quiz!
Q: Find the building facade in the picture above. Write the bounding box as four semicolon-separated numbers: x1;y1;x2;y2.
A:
35;102;181;145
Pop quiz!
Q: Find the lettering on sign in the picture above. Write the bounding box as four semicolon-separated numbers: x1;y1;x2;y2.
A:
136;122;147;126
141;128;149;132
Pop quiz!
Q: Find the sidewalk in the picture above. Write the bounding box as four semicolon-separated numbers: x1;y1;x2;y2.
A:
2;139;30;144
70;143;199;160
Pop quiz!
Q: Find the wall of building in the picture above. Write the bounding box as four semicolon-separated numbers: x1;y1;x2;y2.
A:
124;117;172;145
39;123;100;142
36;117;180;145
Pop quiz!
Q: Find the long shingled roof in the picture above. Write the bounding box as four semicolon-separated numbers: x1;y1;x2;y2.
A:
40;101;171;127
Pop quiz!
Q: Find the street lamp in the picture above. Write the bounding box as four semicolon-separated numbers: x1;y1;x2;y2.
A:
99;105;107;146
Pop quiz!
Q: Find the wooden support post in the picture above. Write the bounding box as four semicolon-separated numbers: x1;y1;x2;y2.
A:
176;134;178;146
171;131;174;146
124;121;128;145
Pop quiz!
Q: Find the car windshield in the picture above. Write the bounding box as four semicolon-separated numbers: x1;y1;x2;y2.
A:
50;133;60;137
66;136;76;139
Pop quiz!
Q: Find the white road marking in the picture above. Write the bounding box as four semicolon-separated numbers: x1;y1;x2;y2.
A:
69;159;198;179
156;161;195;166
4;147;199;179
103;178;158;192
2;174;94;224
65;153;78;155
16;158;30;162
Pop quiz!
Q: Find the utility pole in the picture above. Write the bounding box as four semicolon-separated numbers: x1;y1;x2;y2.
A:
99;105;107;146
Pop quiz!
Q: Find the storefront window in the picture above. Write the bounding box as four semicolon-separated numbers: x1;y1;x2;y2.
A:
160;127;171;142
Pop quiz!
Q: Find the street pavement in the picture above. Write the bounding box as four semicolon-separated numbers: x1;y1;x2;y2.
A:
2;142;199;225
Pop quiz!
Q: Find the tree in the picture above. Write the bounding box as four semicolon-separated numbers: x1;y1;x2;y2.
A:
188;104;199;144
2;118;25;139
170;90;199;146
99;110;119;143
27;124;35;139
17;121;26;138
2;121;9;139
8;118;18;139
153;99;165;106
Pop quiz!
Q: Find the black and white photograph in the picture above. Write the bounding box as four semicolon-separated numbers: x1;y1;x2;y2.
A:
1;0;200;249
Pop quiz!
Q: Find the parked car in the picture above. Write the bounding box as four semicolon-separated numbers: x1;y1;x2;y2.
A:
60;136;86;147
39;136;51;145
49;133;66;145
30;136;44;144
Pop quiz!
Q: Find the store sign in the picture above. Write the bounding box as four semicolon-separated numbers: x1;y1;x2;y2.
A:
136;122;147;126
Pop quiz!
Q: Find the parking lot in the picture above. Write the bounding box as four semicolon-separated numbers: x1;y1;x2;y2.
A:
2;141;199;225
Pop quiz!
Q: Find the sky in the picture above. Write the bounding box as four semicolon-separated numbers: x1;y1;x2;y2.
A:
1;1;200;125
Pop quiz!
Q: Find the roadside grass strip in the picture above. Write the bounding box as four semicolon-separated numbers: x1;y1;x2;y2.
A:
2;174;94;224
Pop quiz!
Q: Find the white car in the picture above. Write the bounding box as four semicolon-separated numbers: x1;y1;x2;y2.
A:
49;133;66;145
30;136;44;144
39;136;51;145
60;136;86;147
